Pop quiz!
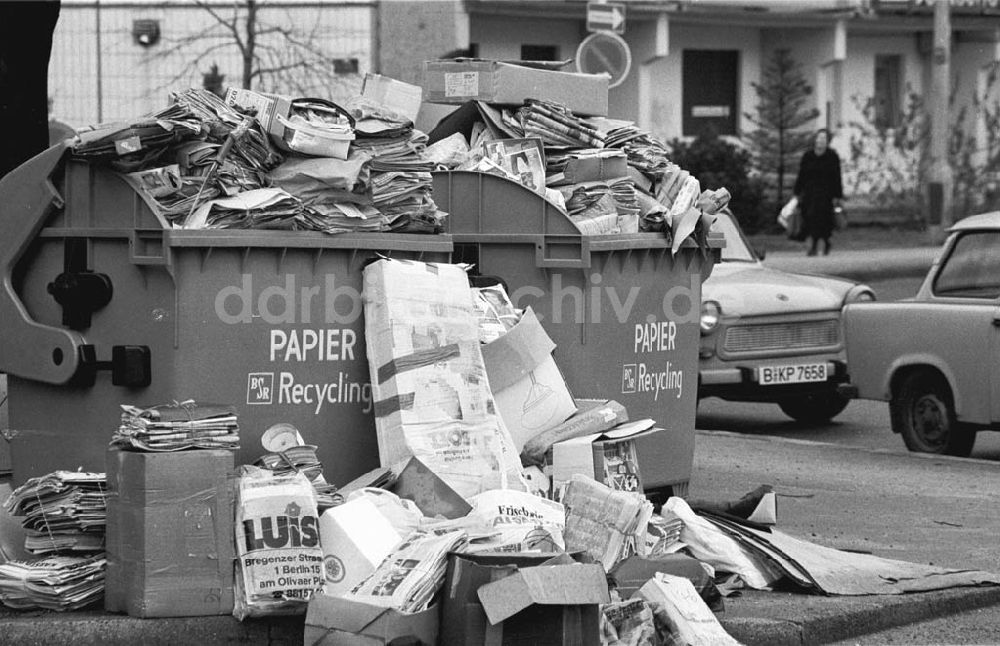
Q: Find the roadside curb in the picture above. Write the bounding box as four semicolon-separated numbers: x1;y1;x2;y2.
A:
721;585;1000;645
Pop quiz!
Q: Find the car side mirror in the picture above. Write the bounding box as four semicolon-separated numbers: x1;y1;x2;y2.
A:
753;244;767;261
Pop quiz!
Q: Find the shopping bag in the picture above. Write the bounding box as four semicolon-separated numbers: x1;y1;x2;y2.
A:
777;196;798;231
834;205;848;231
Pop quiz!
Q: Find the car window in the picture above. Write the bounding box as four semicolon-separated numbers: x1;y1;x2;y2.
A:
932;231;1000;299
713;212;756;262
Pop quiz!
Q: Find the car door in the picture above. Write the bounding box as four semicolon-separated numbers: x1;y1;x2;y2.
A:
929;230;1000;424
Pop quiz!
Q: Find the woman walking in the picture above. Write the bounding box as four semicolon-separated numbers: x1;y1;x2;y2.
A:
793;129;844;256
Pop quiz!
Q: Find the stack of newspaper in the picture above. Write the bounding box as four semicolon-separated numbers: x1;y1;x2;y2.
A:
347;529;468;613
0;554;106;611
254;445;340;512
562;474;655;571
645;513;686;557
114;401;240;452
513;100;606;148
4;472;107;555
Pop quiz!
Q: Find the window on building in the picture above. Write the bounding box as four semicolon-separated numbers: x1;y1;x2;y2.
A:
521;44;559;61
682;50;739;137
874;54;902;129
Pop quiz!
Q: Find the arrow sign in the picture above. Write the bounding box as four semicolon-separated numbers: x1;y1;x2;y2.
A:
587;2;626;35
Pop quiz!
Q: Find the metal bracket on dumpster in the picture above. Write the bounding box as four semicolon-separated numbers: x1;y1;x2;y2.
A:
0;144;86;385
129;229;172;267
71;344;151;388
534;236;592;270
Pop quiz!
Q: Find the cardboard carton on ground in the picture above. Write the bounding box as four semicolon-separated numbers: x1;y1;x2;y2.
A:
104;448;235;618
481;308;577;453
390;456;472;520
224;87;292;138
441;551;590;646
422;59;609;116
552;419;664;495
318;496;404;597
304;593;438;646
476;563;609;646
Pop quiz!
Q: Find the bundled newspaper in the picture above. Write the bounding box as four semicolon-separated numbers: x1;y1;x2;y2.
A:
254;424;340;512
4;472;107;555
347;529;468;613
646;513;686;557
114;401;240;452
0;553;106;611
233;467;324;620
562;474;654;572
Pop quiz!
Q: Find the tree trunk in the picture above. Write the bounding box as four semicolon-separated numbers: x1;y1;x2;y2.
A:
242;0;256;89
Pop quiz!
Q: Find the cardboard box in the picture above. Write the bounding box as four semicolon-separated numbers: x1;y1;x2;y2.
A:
552;420;663;495
422;59;609;116
476;563;609;646
224;87;292;138
304;593;438;646
481;308;577;453
362;73;423;123
441;551;589;646
609;554;713;601
318;496;404;597
521;399;628;466
104;448;235;617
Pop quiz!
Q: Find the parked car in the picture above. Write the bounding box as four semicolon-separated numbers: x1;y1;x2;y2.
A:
699;210;875;421
843;212;1000;456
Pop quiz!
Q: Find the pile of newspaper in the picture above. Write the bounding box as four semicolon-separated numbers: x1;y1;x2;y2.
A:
0;554;106;611
511;100;606;148
4;472;107;555
562;474;655;571
254;444;340;512
113;401;240;452
347;529;468;613
646;514;686;556
183;187;304;230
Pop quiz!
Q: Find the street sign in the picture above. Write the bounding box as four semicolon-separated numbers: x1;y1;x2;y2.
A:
576;31;632;89
587;1;626;35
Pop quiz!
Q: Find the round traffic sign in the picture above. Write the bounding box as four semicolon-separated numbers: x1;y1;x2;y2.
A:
575;31;632;89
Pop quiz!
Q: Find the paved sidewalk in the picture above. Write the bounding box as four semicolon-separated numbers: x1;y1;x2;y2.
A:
763;246;940;283
0;431;997;645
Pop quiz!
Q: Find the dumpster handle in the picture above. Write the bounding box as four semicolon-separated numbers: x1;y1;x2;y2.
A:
0;143;85;384
534;237;592;269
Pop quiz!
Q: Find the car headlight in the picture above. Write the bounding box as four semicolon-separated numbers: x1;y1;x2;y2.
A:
844;286;876;304
700;300;722;334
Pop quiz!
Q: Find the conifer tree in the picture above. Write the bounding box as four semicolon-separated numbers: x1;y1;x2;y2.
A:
744;49;820;207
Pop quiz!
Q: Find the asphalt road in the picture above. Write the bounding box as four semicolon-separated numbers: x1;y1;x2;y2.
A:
697;274;1000;462
698;273;1000;644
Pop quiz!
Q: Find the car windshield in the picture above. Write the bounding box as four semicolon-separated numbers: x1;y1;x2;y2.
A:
933;231;1000;299
713;211;757;263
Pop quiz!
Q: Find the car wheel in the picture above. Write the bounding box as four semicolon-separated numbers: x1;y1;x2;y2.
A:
890;371;976;456
778;390;850;423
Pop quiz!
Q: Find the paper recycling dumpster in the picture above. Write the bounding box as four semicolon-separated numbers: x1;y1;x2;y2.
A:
433;171;722;495
0;144;451;485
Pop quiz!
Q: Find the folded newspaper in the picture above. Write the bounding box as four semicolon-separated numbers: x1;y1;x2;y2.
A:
0;553;106;611
4;472;107;555
347;529;468;613
562;474;654;571
113;401;240;452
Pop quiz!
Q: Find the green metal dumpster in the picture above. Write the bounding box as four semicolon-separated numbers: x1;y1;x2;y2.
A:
433;170;722;496
0;144;451;484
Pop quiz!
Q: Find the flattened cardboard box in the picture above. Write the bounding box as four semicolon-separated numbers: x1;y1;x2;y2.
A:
423;59;609;116
304;593;438;646
476;563;609;646
104;448;235;617
481;308;577;453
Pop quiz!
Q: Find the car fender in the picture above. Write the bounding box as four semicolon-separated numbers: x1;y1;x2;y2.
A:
883;353;967;416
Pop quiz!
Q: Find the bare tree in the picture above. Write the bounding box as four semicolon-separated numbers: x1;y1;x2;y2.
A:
154;0;365;99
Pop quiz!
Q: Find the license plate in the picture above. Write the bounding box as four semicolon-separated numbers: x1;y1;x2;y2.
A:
759;363;828;385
